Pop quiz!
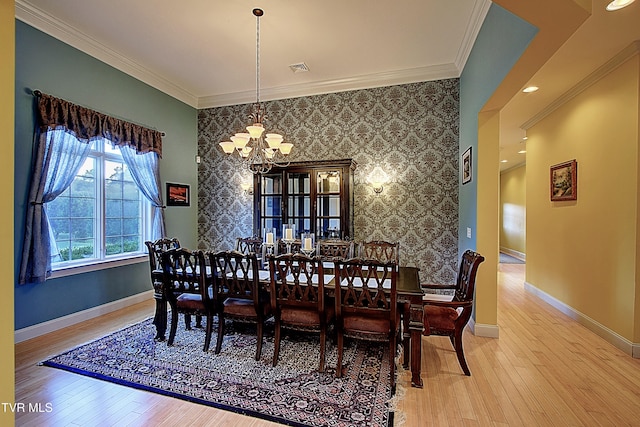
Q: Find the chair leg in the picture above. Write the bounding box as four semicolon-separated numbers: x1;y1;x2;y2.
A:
214;316;225;354
203;314;213;352
389;337;396;390
318;328;326;373
255;321;264;361
168;306;179;346
453;330;471;376
336;331;344;378
184;314;192;330
272;319;281;367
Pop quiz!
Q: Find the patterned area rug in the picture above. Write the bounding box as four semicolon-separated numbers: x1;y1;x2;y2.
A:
42;317;396;427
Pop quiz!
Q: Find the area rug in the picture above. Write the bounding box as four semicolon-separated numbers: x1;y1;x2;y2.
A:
42;317;397;427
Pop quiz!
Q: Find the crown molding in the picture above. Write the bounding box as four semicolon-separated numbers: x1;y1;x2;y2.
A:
522;40;640;130
15;0;199;107
455;0;492;72
198;63;461;109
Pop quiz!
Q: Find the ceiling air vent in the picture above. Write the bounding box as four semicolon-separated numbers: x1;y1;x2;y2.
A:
289;62;310;73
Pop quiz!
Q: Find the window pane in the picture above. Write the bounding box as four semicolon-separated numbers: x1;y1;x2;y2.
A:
263;218;282;236
293;218;311;234
261;175;282;194
123;236;141;253
48;195;70;220
123;218;139;235
317;171;341;193
123;200;140;217
70;218;93;239
72;239;95;260
105;180;123;199
56;240;71;262
317;195;341;216
262;196;282;216
106;199;122;218
106;236;123;255
70;197;94;218
288;173;310;193
288;195;311;216
106;218;122;237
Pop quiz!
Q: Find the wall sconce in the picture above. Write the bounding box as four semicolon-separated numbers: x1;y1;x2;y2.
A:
368;167;389;195
240;182;253;195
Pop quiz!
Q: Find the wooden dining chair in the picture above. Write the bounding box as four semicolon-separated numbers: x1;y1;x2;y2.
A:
209;250;272;360
161;247;216;351
422;250;485;376
317;239;354;261
268;253;334;371
333;257;399;389
145;238;190;339
358;240;400;264
235;236;264;267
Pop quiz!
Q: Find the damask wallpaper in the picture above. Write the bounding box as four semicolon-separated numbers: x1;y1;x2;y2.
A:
197;79;460;283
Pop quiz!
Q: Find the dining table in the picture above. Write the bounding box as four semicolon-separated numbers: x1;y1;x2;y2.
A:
152;262;425;388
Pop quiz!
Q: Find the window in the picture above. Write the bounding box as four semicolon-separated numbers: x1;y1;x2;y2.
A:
47;138;150;268
254;159;356;240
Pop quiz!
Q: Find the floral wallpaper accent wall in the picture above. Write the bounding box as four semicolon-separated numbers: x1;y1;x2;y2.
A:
197;79;459;283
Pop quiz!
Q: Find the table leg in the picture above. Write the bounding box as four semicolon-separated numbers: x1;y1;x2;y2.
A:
402;302;410;370
409;301;424;388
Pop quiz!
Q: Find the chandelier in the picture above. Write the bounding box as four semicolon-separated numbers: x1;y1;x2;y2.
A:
218;8;292;175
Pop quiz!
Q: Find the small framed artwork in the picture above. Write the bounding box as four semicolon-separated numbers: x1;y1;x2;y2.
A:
550;160;577;201
461;147;472;185
166;183;190;206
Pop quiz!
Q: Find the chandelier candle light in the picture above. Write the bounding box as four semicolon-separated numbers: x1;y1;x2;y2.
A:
219;8;293;174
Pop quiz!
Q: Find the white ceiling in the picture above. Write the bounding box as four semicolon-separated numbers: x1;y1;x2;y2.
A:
14;0;640;172
15;0;489;108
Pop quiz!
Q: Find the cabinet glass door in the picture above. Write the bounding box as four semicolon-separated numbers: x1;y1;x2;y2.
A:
260;174;283;237
316;170;341;239
287;172;311;235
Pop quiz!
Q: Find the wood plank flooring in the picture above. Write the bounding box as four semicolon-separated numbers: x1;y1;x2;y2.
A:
15;263;640;426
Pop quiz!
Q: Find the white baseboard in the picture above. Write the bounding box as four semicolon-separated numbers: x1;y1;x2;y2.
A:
524;282;639;358
14;290;154;343
499;247;526;261
469;318;500;338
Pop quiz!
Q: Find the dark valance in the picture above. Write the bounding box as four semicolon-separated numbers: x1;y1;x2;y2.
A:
36;92;162;157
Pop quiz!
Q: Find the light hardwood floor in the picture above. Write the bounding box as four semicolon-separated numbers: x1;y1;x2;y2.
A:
15;263;640;426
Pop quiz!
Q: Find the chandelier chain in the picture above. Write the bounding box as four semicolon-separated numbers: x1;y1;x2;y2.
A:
255;11;260;105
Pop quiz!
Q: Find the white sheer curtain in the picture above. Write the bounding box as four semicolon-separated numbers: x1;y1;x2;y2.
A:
119;144;166;239
19;130;92;284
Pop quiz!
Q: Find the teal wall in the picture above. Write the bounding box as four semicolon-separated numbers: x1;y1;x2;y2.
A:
458;4;537;254
14;21;198;330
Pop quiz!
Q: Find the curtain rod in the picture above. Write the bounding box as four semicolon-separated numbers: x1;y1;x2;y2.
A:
31;89;166;137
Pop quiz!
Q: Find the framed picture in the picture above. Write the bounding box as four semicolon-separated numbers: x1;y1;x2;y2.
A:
166;183;190;206
550;160;577;201
461;147;472;185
